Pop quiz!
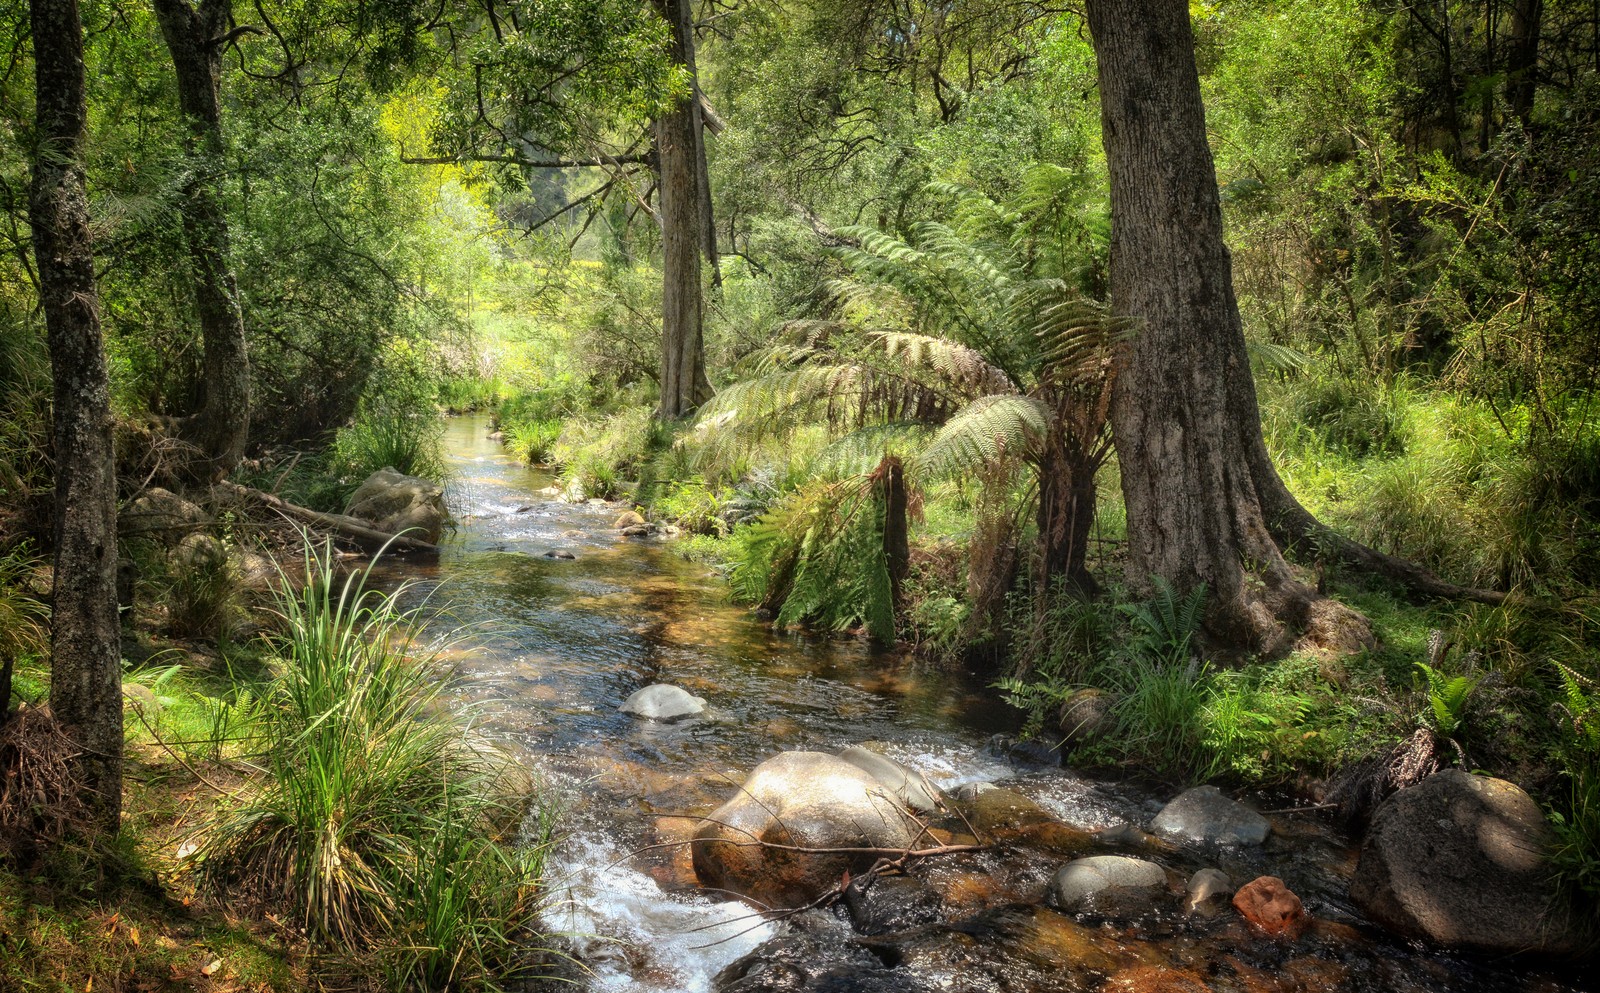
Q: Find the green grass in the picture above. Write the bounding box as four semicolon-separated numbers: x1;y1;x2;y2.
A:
196;546;556;988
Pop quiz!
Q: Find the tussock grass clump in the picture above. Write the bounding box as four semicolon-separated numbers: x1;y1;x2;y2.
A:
197;548;554;989
331;399;448;492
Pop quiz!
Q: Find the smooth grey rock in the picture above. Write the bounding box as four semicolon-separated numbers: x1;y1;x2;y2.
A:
692;751;922;908
619;683;707;721
1184;868;1235;915
836;745;944;813
1047;855;1167;915
345;468;450;544
1149;785;1271;845
1350;769;1589;957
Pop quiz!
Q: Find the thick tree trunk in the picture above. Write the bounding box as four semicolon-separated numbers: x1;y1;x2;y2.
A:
30;0;123;831
655;0;713;419
154;0;251;479
1087;0;1371;654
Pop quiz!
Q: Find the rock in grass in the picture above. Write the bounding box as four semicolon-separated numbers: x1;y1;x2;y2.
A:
1046;855;1168;915
1149;785;1271;846
1350;769;1590;957
692;751;921;908
619;684;707;721
345;468;450;544
121;487;210;537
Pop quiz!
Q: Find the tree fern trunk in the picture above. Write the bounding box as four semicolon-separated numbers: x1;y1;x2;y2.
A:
30;0;123;831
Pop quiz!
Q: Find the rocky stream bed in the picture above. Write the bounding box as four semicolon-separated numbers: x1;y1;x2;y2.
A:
366;416;1594;993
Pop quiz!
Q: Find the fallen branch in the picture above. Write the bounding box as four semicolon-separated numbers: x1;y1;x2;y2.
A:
212;480;438;553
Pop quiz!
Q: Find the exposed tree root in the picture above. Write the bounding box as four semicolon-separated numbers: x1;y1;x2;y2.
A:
1321;727;1450;830
0;705;95;858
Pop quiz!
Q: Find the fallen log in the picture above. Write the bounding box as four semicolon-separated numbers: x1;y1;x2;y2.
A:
212;480;439;553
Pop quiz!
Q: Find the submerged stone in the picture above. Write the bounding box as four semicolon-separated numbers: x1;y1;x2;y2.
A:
1149;785;1271;845
619;683;707;721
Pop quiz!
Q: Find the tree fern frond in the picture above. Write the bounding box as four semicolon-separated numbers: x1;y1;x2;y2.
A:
1246;340;1310;376
867;331;1017;397
810;422;932;480
916;394;1047;481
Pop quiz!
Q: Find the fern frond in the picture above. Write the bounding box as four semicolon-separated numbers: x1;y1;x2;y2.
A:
916;394;1047;481
867;331;1017;398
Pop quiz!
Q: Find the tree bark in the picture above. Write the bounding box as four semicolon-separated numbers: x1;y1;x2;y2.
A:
654;0;713;419
1506;0;1543;129
1087;0;1372;654
30;0;123;831
1035;445;1099;598
153;0;251;480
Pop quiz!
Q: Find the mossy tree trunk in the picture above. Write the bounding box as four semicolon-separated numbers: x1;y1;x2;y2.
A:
153;0;251;480
1086;0;1372;654
30;0;123;830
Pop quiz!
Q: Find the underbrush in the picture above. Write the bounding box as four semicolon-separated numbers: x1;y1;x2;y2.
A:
195;548;557;988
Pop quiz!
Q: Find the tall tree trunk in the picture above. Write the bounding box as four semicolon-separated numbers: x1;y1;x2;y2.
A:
655;0;712;419
154;0;251;479
1086;0;1371;654
30;0;123;831
1506;0;1543;129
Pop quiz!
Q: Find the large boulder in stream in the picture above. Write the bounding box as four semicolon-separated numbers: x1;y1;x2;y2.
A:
835;745;943;813
692;751;923;908
1350;769;1590;957
345;468;450;544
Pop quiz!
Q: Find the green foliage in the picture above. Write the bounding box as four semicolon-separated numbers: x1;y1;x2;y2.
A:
1413;662;1482;740
1550;662;1600;902
506;419;563;466
728;479;898;644
331;390;448;497
1118;579;1206;666
198;547;554;986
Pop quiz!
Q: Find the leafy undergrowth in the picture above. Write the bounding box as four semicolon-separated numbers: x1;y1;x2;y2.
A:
0;751;303;993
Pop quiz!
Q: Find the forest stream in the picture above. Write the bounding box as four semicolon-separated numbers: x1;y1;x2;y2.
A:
370;416;1590;993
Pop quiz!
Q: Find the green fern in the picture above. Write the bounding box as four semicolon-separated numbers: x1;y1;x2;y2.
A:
1118;578;1207;665
1413;661;1481;738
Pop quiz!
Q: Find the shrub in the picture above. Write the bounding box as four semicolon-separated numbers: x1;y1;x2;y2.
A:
197;547;554;987
331;399;448;491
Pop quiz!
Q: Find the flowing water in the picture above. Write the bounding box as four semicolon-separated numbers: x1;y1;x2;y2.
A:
373;415;1591;993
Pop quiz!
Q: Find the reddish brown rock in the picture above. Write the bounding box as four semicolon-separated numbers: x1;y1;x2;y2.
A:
1232;875;1309;938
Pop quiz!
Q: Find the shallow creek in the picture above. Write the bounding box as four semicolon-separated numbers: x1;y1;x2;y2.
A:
371;415;1589;993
